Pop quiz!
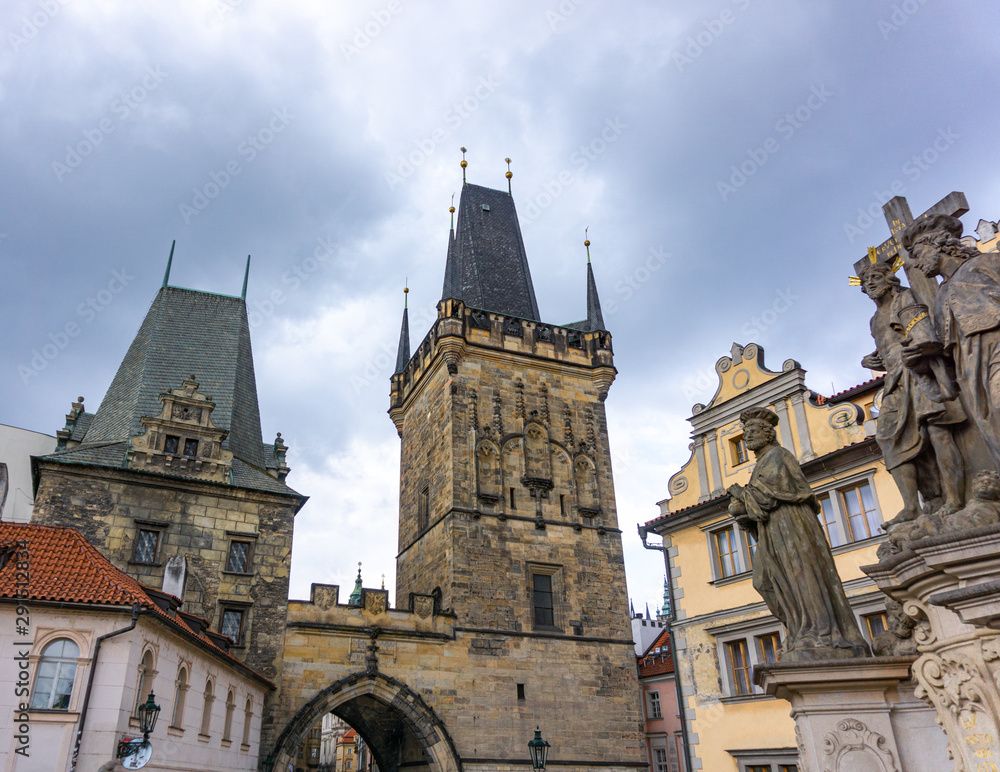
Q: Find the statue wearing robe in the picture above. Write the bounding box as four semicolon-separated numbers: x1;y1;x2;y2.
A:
728;408;871;663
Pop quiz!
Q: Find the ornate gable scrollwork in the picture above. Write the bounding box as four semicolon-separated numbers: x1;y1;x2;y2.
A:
128;376;233;483
821;719;899;772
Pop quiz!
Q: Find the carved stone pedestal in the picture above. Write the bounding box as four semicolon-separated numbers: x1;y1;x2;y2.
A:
864;524;1000;771
755;657;949;772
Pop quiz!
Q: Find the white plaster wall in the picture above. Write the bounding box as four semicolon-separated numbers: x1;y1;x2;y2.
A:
0;606;267;772
0;425;55;522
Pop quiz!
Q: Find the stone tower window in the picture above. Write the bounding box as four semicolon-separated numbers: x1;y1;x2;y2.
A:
133;528;161;565
226;541;252;573
418;486;430;531
532;574;554;627
184;438;199;457
164;435;180;454
221;609;244;645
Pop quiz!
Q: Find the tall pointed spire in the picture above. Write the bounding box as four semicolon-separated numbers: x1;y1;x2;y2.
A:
584;231;606;331
162;240;176;288
241;255;251;300
661;575;671;620
349;562;363;606
394;286;411;374
460;147;468;185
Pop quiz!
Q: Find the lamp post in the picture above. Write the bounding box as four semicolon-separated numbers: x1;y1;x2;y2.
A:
117;691;160;768
261;756;276;772
528;727;550;771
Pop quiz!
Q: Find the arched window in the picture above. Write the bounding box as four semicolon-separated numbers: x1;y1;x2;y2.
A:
29;638;79;710
223;687;236;742
241;695;254;746
134;649;155;717
170;666;189;729
200;678;214;736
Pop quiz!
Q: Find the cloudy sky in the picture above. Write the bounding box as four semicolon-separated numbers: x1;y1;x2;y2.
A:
2;0;998;613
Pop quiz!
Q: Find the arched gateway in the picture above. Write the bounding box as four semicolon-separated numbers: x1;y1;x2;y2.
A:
268;671;460;772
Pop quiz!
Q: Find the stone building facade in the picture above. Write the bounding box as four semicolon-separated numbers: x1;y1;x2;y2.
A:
266;181;644;771
30;285;306;685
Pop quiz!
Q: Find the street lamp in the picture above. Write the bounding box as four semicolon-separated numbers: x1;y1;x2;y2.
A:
528;726;550;771
261;757;276;772
136;692;161;739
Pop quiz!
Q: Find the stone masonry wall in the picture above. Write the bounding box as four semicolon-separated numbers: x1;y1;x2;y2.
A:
32;463;298;681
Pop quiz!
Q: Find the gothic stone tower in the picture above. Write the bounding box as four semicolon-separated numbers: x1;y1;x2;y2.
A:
387;181;644;766
32;280;306;682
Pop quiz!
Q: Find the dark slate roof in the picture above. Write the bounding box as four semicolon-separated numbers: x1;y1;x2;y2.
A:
69;412;94;442
585;262;606;331
81;286;264;465
394;306;410;374
41;286;301;498
440;183;541;321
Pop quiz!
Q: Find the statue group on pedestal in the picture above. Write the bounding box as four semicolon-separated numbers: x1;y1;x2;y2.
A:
860;214;1000;544
723;207;1000;664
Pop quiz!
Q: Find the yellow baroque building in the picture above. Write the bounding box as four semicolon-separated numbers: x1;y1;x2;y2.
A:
641;342;899;772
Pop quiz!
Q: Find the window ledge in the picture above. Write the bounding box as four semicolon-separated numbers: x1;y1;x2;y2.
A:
831;534;886;556
720;693;775;704
710;570;752;587
241;743;251;753
26;710;78;724
128;716;140;729
531;625;563;634
221;571;254;577
167;725;184;737
128;560;162;568
221;739;232;748
197;733;211;743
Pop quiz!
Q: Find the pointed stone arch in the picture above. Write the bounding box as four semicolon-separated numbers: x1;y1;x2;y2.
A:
574;452;600;513
522;421;551;481
267;672;461;772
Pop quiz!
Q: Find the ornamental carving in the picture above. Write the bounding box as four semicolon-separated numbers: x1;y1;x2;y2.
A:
363;590;388;616
821;719;899;772
129;376;233;482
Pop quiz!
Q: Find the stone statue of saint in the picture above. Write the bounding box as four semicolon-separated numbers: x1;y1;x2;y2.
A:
904;214;1000;470
727;407;871;662
859;261;966;526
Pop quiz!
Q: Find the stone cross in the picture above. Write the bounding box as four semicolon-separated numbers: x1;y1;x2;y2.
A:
853;191;969;312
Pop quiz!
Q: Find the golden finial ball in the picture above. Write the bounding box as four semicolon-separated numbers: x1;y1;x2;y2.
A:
449;206;455;213
460;160;468;168
404;287;409;294
584;240;590;247
505;171;512;180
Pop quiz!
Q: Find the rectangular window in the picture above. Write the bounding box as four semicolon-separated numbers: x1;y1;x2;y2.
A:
727;639;752;696
817;494;843;547
517;683;525;701
864;611;888;640
714;527;740;578
221;608;244;645
780;766;799;772
226;541;251;573
731;435;749;465
164;434;180;454
184;438;199;457
418;486;430;531
653;748;668;772
532;573;554;627
756;632;780;665
509;487;516;510
134;529;160;564
647;689;662;719
842;481;880;541
745;531;758;568
747;767;770;772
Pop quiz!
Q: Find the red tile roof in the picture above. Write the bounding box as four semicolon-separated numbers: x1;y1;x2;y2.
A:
815;375;885;404
637;628;674;677
0;522;272;688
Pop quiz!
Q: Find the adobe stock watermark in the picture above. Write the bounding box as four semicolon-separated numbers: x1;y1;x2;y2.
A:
716;84;832;201
601;246;670;317
8;0;69;54
842;127;959;244
546;0;585;31
341;0;402;61
214;0;243;20
384;75;499;190
878;0;930;40
679;287;799;400
351;304;439;393
18;268;135;384
520;116;627;226
245;234;338;328
52;66;167;182
179;107;294;223
671;0;751;72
